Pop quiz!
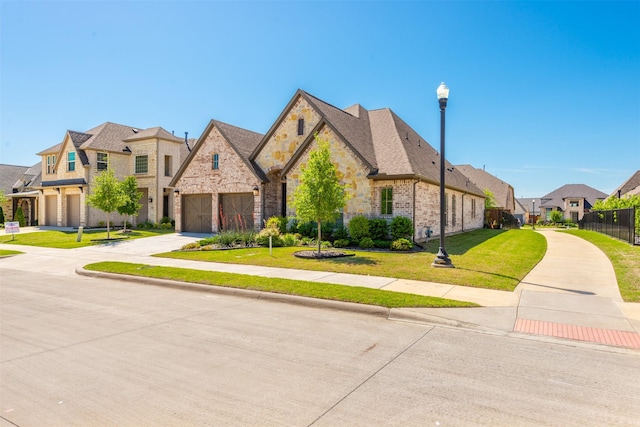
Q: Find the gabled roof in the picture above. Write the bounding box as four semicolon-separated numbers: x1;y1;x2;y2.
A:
37;143;62;156
68;131;91;166
254;89;484;197
612;170;640;197
79;122;143;152
540;184;607;209
170;119;265;187
123;127;183;143
455;165;514;209
0;163;41;194
517;198;541;214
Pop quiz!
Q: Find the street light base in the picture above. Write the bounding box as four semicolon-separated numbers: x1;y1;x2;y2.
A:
432;247;454;268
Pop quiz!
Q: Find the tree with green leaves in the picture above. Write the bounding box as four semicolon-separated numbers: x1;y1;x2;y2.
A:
117;176;142;232
291;134;350;255
86;169;127;239
550;209;564;224
483;188;496;209
593;194;640;233
14;206;25;227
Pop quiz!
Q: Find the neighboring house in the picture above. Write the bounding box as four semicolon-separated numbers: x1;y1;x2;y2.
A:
516;197;541;225
454;165;515;212
611;170;640;198
36;122;192;228
171;89;486;240
0;163;42;225
539;184;607;223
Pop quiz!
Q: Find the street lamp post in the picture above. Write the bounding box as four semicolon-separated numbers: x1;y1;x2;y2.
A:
432;82;454;268
532;200;536;230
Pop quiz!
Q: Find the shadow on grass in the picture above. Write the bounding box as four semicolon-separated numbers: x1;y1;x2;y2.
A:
422;229;507;255
320;256;378;266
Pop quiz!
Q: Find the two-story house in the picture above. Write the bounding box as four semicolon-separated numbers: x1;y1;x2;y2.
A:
170;89;486;240
539;183;607;223
37;122;191;228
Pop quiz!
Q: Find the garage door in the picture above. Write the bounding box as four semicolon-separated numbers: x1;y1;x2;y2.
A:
219;193;254;231
45;196;57;226
182;194;212;233
66;195;80;227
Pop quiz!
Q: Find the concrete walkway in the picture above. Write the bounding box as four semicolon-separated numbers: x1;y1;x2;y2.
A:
2;228;639;349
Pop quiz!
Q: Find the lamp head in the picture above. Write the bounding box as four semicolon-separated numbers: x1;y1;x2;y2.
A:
436;82;450;100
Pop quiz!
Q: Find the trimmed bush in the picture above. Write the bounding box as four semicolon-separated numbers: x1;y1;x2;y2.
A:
373;240;392;249
333;238;350;248
390;216;413;240
359;237;375;249
14;207;25;227
349;215;370;241
296;221;316;238
369;218;389;241
256;228;283;247
0;206;4;224
181;242;200;250
266;216;288;234
333;225;349;241
390;238;413;251
281;233;298;247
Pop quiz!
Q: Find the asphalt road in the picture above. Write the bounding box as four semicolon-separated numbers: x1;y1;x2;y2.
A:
1;267;640;426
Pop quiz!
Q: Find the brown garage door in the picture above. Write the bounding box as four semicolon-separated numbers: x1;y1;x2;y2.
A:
45;195;57;226
66;195;80;227
219;193;254;231
182;194;212;233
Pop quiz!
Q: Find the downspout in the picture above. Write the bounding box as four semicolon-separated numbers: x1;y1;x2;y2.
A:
413;178;419;245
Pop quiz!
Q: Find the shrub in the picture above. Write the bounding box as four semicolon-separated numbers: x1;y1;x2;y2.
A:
369;218;389;241
265;216;288;234
333;225;349;241
199;236;219;246
14;207;25;227
296;221;316;238
359;237;374;249
550;210;564;224
390;238;413;251
239;230;257;246
181;242;200;250
160;216;172;225
390;216;413;240
281;233;298;247
349;215;370;241
0;206;4;224
287;218;299;233
217;230;240;247
256;227;283;246
160;222;173;229
373;240;392;249
333;238;350;248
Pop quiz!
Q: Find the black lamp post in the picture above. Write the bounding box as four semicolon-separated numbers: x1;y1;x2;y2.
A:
432;82;454;268
532;200;536;230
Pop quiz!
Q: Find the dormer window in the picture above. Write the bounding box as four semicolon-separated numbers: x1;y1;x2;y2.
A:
297;118;304;136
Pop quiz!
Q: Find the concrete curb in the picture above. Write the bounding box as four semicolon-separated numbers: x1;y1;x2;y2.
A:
76;267;391;318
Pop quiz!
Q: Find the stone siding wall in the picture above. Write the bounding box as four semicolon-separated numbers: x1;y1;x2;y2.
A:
173;125;262;232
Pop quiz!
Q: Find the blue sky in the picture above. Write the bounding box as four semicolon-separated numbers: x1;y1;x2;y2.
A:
1;0;638;197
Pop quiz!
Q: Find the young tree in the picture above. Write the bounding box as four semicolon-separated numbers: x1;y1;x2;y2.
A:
291;134;350;255
483;188;496;209
550;209;564;224
86;169;127;239
117;176;142;232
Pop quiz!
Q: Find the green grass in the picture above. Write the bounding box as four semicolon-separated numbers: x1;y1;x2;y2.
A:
83;261;478;308
560;229;640;302
0;229;175;249
156;229;546;291
0;249;23;257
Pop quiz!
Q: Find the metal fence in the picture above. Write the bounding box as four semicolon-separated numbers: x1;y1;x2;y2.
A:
579;208;638;245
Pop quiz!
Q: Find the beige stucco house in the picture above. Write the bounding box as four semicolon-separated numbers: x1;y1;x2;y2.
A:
539;184;607;223
171;89;485;241
37;122;191;228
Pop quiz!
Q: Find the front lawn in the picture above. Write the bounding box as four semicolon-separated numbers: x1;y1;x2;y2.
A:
156;229;546;291
560;229;640;302
0;229;175;249
83;261;478;308
0;249;23;257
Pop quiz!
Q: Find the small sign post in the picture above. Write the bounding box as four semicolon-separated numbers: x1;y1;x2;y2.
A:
5;221;20;241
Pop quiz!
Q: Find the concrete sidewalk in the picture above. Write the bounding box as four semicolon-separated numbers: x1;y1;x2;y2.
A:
2;228;639;348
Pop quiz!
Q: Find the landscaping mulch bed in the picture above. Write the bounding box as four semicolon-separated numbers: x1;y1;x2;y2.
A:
294;250;356;259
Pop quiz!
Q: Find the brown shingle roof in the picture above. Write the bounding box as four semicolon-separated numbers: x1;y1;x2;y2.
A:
612;170;640;197
123;127;183;143
455;164;515;210
540;184;608;209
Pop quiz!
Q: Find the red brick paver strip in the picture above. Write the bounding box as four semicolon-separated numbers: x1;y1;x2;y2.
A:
514;318;640;349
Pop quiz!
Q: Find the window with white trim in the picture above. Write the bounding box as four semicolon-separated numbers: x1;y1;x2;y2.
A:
46;155;56;174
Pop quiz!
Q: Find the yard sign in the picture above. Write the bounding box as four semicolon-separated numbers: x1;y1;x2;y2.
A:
5;221;19;240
